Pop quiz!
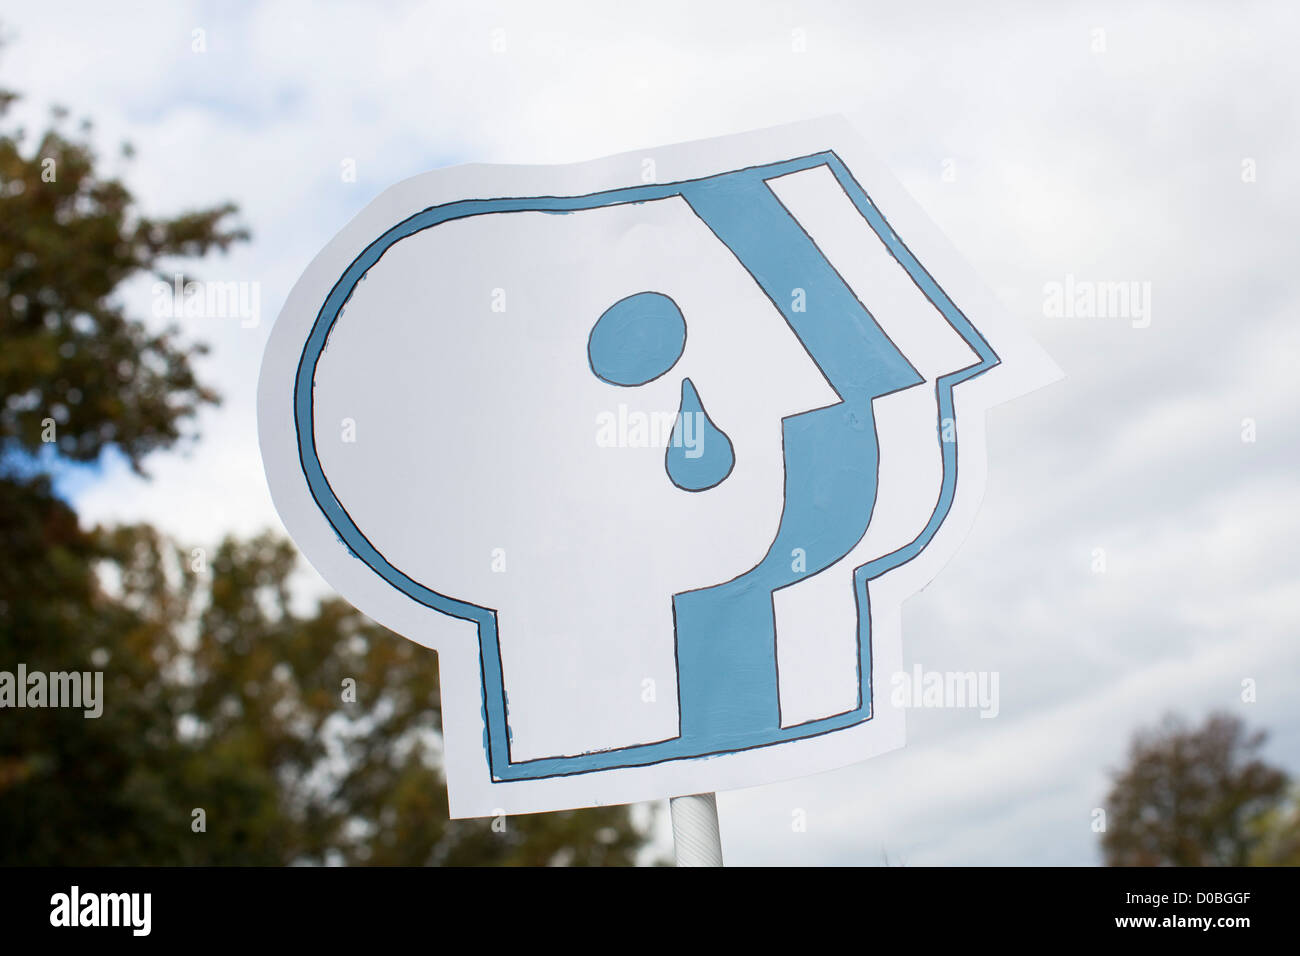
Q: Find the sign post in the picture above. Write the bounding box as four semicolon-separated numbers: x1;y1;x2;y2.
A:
670;793;723;867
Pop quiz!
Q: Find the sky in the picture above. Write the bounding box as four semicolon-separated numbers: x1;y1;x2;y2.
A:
3;0;1297;865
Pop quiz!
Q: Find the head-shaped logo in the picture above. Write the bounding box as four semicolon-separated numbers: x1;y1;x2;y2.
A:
259;119;1059;816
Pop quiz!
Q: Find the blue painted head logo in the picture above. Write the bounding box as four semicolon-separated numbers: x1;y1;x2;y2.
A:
292;150;1000;782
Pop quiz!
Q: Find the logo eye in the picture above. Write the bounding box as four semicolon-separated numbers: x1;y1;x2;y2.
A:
589;293;734;491
587;291;685;386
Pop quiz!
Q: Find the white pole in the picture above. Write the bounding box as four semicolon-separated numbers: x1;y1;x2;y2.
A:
670;792;724;866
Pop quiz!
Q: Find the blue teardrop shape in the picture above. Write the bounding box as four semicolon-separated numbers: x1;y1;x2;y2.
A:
666;378;735;491
588;292;686;386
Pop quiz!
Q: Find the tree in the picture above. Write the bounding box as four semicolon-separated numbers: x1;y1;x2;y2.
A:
1248;787;1300;866
1;515;648;865
0;90;243;473
0;81;652;864
1101;712;1288;866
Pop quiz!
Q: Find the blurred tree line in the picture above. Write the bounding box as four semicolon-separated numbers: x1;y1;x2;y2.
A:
1102;711;1300;866
0;83;649;865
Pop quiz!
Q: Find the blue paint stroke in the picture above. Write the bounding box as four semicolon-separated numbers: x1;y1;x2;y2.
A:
588;291;686;387
665;378;733;492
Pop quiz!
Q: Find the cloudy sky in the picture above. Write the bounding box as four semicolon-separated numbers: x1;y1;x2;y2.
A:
4;0;1297;864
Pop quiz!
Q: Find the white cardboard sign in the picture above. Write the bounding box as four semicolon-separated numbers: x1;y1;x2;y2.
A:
258;117;1060;817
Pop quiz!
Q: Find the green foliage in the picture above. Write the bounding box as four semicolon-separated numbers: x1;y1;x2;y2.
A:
0;502;650;864
1101;712;1288;866
0;88;244;473
1248;787;1300;866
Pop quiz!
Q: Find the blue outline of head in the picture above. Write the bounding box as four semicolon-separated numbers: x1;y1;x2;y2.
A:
292;151;999;780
